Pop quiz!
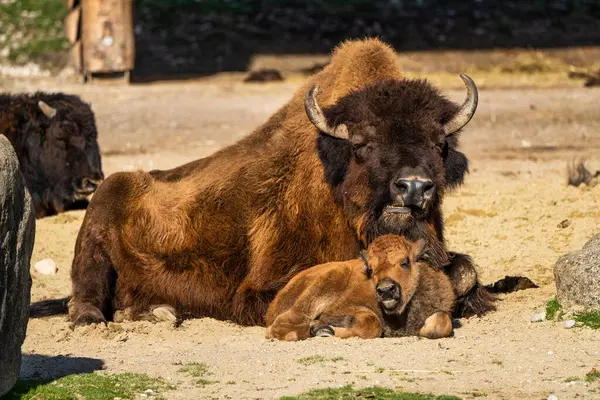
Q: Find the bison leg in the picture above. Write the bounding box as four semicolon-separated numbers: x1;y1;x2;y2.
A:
232;289;275;326
445;252;497;318
311;309;382;339
418;311;453;339
69;234;115;326
265;310;311;341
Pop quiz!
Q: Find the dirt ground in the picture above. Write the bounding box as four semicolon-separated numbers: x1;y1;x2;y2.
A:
6;60;600;399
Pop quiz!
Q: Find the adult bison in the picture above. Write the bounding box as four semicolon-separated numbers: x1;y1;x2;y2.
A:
33;38;494;326
0;92;104;218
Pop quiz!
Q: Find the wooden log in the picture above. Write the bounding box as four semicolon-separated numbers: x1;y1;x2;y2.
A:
66;0;79;9
70;40;82;72
64;6;81;45
81;0;135;74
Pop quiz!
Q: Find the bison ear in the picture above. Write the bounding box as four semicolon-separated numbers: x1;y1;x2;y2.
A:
38;101;57;119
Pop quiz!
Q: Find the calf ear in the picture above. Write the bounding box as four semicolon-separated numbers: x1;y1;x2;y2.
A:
38;101;57;119
411;239;426;260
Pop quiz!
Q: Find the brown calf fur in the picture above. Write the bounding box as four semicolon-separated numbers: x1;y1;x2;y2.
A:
31;37;495;327
266;234;455;341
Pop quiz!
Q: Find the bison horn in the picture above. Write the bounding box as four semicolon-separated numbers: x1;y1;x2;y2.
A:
38;101;57;119
304;85;349;140
443;74;478;136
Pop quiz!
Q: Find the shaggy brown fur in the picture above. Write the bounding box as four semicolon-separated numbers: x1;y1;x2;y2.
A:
31;38;494;327
266;234;455;341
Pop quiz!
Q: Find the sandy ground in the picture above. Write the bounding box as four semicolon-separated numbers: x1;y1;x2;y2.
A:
6;70;600;399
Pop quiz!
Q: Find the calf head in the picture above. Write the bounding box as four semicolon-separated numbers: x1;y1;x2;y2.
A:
26;97;103;217
308;75;477;244
362;235;425;316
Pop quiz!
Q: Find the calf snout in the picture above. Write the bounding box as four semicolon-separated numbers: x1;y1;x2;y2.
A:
392;179;434;208
376;279;399;300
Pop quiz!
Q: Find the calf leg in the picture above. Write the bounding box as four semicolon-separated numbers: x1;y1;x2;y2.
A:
311;309;382;339
266;309;311;341
418;311;453;339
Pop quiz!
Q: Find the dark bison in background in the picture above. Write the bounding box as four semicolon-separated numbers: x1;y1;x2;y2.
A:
0;92;104;218
32;38;496;327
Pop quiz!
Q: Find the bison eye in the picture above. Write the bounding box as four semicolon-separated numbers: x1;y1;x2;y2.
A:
353;143;373;160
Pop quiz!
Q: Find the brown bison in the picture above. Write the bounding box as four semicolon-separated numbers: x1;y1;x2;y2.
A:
266;234;455;341
0;92;104;218
31;38;494;326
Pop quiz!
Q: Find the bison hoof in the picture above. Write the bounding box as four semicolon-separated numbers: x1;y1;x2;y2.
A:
72;312;106;327
151;305;178;323
312;326;335;338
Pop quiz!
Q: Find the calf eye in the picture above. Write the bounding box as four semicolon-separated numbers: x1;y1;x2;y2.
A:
400;257;410;269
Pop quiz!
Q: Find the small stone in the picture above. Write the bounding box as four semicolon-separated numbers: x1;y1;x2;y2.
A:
521;139;532;148
530;312;545;322
557;219;571;229
548;395;558;400
33;259;57;275
144;389;155;396
563;319;576;328
152;306;177;322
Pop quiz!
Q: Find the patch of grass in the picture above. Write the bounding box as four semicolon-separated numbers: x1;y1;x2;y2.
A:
585;368;600;383
226;380;236;385
564;376;581;383
297;355;344;366
178;362;210;377
356;375;368;380
546;298;563;320
4;372;172;400
491;359;504;367
462;391;488;398
0;0;69;67
375;367;386;373
196;378;218;386
178;362;218;386
280;385;462;400
440;370;454;375
574;311;600;330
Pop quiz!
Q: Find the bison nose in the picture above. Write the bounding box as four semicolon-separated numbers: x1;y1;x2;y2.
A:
80;178;102;193
394;179;434;208
376;282;397;299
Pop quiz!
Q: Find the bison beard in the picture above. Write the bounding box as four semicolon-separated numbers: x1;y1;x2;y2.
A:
30;38;495;326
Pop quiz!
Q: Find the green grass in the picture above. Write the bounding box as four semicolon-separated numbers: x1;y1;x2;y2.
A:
574;311;600;330
0;0;69;67
280;385;462;400
178;362;219;386
546;298;563;320
375;367;386;373
491;360;504;367
3;372;172;400
297;355;345;366
585;368;600;383
564;376;581;382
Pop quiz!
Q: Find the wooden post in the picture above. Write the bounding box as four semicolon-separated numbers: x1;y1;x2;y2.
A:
64;0;82;73
81;0;135;80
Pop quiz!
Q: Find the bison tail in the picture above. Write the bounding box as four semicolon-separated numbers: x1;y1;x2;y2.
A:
453;284;497;319
30;296;71;318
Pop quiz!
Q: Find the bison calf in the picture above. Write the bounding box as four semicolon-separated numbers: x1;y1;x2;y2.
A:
0;92;103;218
265;234;455;341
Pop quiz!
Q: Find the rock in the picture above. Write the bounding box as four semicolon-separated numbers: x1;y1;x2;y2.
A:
554;233;600;312
0;135;35;397
33;258;57;275
563;319;576;329
152;306;177;322
557;219;571;229
530;312;545;323
547;395;558;400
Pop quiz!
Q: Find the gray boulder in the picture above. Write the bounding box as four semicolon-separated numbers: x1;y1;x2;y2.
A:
0;134;35;397
554;233;600;312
